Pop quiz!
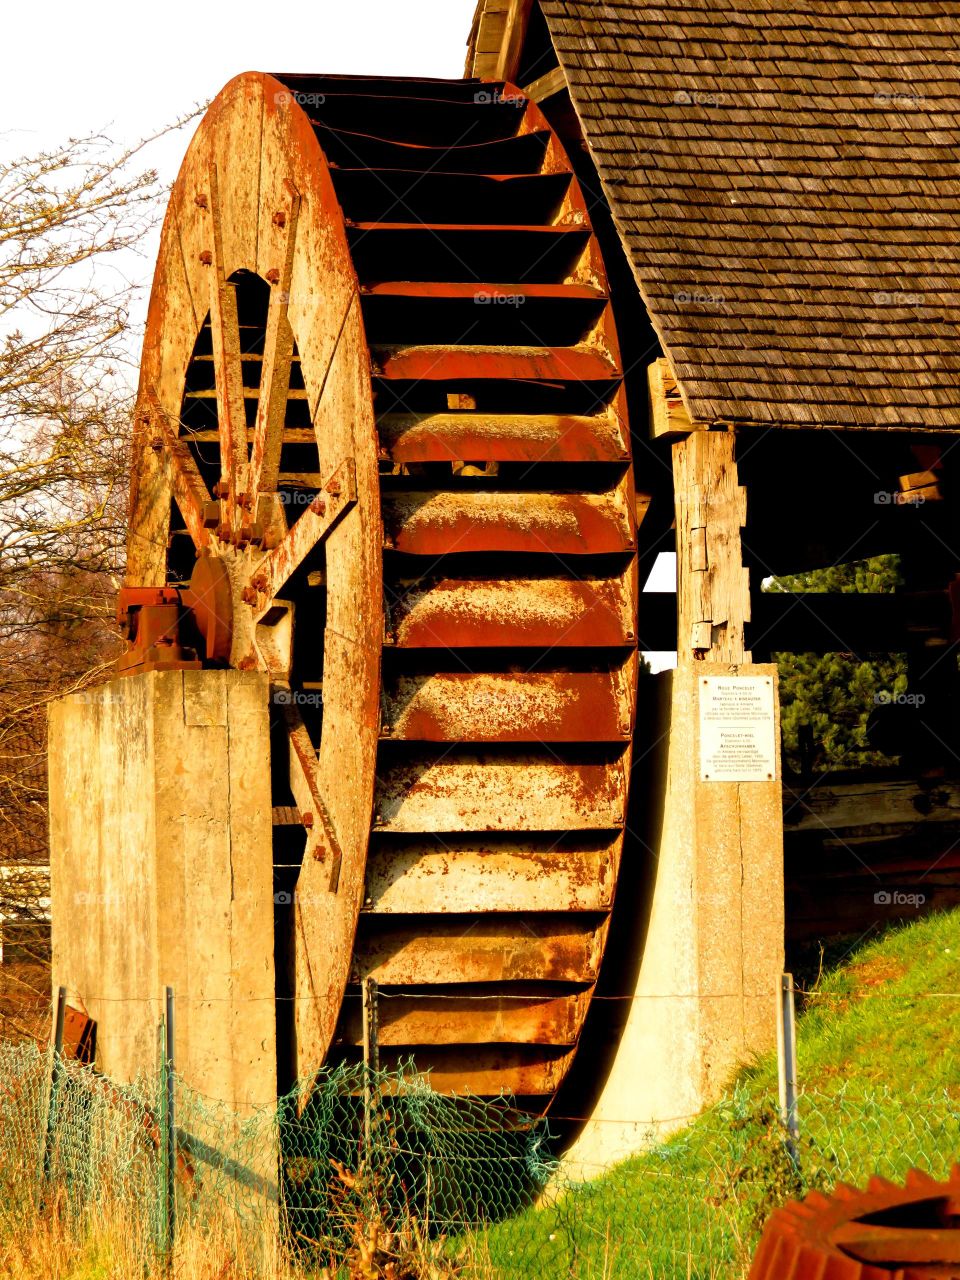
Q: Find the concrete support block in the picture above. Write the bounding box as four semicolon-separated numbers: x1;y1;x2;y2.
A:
48;670;276;1117
564;663;784;1176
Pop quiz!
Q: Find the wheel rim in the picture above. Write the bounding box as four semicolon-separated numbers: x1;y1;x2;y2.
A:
127;71;639;1107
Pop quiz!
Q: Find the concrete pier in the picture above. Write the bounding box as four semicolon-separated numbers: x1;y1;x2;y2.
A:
563;664;785;1175
48;670;276;1114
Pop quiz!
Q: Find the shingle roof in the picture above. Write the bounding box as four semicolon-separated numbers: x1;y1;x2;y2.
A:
537;1;960;429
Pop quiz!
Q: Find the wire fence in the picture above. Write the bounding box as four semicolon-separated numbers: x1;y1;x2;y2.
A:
1;1035;959;1279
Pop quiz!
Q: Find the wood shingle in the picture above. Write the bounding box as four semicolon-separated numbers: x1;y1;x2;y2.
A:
531;1;960;429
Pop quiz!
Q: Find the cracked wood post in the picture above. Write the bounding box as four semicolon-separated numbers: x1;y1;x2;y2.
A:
672;429;750;663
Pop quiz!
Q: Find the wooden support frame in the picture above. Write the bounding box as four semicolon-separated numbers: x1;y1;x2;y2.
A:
673;429;750;663
524;65;567;102
496;0;534;80
649;357;701;439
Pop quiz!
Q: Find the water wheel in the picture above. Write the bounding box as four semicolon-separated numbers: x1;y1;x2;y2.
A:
126;71;639;1107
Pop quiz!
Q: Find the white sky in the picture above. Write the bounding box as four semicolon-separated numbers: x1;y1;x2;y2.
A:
2;0;477;159
0;0;478;333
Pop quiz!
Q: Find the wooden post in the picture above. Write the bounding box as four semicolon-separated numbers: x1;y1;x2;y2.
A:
672;429;750;663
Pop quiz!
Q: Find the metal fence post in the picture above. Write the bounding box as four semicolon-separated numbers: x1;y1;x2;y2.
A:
776;971;800;1165
158;986;176;1266
362;976;379;1165
40;985;67;1193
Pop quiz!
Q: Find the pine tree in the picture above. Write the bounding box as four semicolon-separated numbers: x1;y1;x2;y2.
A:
767;554;907;773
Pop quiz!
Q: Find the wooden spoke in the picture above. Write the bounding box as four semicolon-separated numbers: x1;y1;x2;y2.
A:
246;458;356;608
250;180;301;501
207;164;248;533
283;701;343;890
143;387;212;550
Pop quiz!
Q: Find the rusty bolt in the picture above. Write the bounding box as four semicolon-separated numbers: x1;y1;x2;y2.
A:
199;249;213;266
625;629;636;642
325;478;342;496
265;267;281;285
213;480;229;499
238;491;253;512
251;572;267;593
272;210;287;228
194;193;208;209
301;812;314;829
241;586;259;607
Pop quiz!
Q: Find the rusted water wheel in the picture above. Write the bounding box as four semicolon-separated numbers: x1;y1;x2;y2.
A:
126;72;639;1106
750;1168;960;1278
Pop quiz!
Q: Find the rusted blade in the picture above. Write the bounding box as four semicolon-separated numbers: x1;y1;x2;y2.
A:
362;835;620;912
378;410;628;463
371;342;619;383
350;919;604;985
337;989;591;1047
316;127;552;174
374;748;628;832
383;488;635;555
382;669;633;742
331;169;572;225
369;1046;575;1097
386;574;636;648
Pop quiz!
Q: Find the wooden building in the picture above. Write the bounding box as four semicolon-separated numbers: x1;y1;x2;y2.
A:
468;0;960;956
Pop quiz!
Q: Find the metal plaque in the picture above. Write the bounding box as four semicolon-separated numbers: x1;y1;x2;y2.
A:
698;676;777;783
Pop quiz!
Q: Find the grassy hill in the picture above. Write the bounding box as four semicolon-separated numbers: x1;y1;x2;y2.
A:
476;909;960;1280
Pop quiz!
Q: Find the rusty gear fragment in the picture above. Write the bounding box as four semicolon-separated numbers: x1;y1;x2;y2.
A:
749;1167;960;1278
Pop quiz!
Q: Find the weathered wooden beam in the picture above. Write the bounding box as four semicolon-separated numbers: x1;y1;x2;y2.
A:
673;430;750;662
523;65;567;102
496;0;534;81
783;774;960;833
649;357;701;439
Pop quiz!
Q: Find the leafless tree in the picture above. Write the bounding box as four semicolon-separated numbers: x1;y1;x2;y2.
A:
0;121;198;1027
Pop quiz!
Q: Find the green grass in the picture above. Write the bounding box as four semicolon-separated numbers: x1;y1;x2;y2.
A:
468;909;960;1280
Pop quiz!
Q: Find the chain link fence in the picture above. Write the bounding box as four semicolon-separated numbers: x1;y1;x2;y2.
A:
1;1037;958;1278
